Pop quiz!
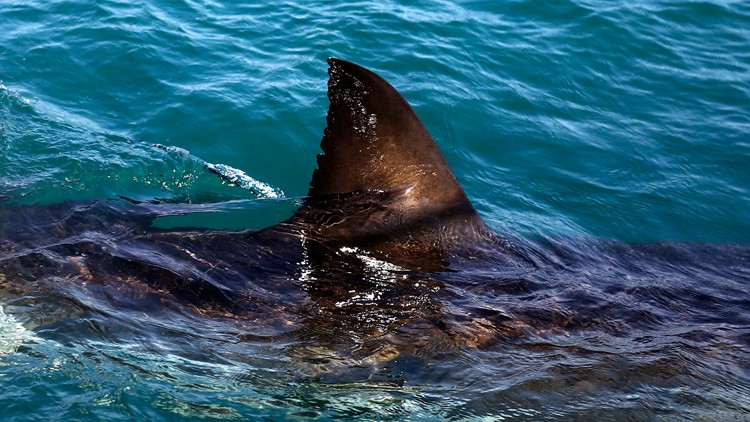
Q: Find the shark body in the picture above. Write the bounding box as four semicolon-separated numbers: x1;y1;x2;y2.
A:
0;59;747;370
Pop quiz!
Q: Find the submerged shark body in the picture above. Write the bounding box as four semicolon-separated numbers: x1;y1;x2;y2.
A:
1;60;748;378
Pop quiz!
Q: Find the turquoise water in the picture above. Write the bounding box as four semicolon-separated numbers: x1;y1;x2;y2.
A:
1;1;749;420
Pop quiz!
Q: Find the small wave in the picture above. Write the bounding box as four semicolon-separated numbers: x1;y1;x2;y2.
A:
154;144;285;199
205;163;284;199
0;83;31;106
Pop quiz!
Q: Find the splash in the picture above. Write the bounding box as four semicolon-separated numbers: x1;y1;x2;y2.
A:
205;163;284;199
0;304;41;356
0;83;31;105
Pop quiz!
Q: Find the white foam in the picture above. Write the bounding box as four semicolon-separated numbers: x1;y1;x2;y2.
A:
155;143;285;199
205;162;284;199
0;83;31;105
0;305;41;356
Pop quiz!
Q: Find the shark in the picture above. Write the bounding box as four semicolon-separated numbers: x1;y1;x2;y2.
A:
0;59;748;374
0;58;527;352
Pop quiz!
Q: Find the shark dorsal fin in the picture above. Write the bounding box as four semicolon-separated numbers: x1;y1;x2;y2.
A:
299;59;491;267
309;58;470;210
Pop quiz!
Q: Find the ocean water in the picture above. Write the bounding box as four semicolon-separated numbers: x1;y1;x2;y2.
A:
1;0;749;420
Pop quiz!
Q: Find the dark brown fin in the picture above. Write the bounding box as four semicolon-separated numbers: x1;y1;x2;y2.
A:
309;58;470;210
297;59;493;269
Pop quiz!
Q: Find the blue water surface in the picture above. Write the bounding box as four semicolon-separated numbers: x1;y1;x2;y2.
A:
1;0;749;420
